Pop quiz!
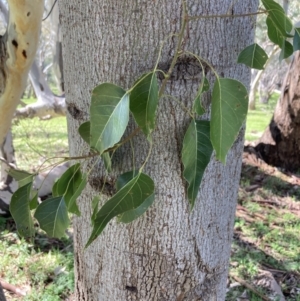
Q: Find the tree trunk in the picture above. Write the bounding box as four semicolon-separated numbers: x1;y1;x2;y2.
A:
14;59;66;120
255;51;300;171
59;1;257;300
50;0;64;94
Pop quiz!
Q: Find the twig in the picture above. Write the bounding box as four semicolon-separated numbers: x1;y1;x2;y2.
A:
230;274;273;301
188;10;267;21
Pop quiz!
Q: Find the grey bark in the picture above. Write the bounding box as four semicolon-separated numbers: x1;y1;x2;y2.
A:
59;1;258;300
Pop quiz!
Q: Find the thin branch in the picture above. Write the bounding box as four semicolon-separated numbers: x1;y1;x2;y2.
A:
230;274;273;301
188;10;267;21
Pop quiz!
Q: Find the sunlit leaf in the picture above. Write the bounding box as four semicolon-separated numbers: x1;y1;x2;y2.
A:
86;172;154;247
90;83;129;154
237;43;268;70
262;0;293;37
182;120;213;208
130;72;159;139
52;163;86;215
211;78;248;163
10;182;35;238
116;171;155;223
193;77;209;116
34;196;69;238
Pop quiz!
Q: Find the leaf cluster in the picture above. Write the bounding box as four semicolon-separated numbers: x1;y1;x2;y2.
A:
238;0;300;68
9;0;299;247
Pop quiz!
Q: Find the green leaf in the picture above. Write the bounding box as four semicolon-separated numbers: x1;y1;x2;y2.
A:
8;168;35;188
211;78;248;163
78;121;112;171
266;16;284;46
90;83;129;154
78;121;90;144
91;195;100;224
182;120;213;208
262;0;293;37
10;182;35;238
86;172;154;247
29;191;39;210
130;72;159;139
116;171;155;223
237;43;268;70
193;77;209;116
293;28;300;51
52;163;86;215
34;197;70;238
279;40;293;61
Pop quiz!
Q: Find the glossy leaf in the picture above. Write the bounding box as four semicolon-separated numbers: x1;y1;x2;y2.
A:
86;172;154;247
130;72;159;139
182;120;213;208
279;40;293;61
8;168;35;188
10;183;35;238
237;43;268;70
293;28;300;51
262;0;293;37
193;77;209;116
90;83;129;154
78;121;90;144
116;171;155;223
34;196;70;238
211;78;248;163
52;163;86;215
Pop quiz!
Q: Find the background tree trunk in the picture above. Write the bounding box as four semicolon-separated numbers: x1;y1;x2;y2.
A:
255;51;300;171
59;1;258;300
49;0;64;94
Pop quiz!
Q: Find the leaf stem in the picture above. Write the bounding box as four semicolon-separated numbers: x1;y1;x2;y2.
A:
140;140;153;172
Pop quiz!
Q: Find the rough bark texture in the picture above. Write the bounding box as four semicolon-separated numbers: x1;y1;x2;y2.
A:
256;51;300;171
59;1;257;300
